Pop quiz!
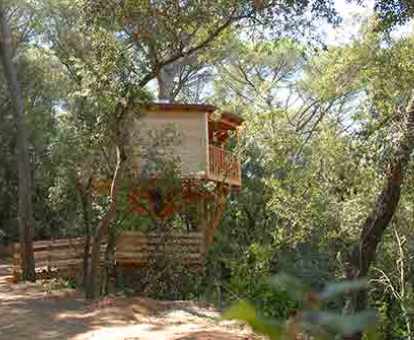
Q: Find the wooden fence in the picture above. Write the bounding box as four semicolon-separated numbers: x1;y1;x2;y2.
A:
12;232;204;282
115;232;204;266
12;237;105;282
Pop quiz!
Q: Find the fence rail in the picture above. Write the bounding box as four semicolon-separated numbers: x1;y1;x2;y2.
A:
116;232;204;266
12;232;204;282
13;238;105;282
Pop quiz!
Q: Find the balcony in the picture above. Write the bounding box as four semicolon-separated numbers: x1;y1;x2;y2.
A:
208;145;241;186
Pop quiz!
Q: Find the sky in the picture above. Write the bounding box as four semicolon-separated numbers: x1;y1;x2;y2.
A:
321;0;413;45
147;0;414;101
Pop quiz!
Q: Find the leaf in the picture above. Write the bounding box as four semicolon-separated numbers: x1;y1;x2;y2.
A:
223;300;284;340
301;310;378;336
365;327;381;340
223;300;256;322
318;279;368;300
268;273;309;302
250;318;285;340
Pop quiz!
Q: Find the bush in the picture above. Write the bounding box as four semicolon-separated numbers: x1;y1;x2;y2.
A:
224;274;379;340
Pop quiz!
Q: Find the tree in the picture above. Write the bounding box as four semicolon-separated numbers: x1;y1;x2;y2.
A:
0;2;35;281
301;22;414;339
204;18;414;338
344;93;414;340
38;0;340;299
86;110;128;299
352;0;414;29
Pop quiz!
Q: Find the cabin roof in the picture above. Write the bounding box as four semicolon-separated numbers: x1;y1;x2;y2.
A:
143;102;244;127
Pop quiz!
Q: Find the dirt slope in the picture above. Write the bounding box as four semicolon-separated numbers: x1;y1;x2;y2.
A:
0;260;257;340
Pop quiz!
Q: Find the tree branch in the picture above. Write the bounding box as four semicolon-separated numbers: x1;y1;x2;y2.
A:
138;9;248;87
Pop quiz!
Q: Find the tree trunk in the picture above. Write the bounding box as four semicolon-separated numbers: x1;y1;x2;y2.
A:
344;93;414;340
76;176;92;287
0;4;35;281
85;145;126;299
102;227;116;296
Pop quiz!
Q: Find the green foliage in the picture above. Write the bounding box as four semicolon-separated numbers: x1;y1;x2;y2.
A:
224;275;378;339
224;300;285;339
371;0;414;29
1;1;414;337
204;25;414;340
117;252;203;300
222;243;296;318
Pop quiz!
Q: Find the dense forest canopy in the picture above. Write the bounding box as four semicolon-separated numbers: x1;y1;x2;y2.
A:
1;0;414;338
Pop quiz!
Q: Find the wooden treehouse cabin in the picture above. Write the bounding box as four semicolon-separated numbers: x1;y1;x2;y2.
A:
13;103;244;282
126;102;243;251
132;103;242;186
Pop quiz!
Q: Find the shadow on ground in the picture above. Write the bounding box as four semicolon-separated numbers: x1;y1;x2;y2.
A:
0;260;255;339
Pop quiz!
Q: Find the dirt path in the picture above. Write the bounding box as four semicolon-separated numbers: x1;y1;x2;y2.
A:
0;260;256;339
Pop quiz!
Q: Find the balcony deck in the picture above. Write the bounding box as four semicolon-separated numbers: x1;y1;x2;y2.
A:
207;145;241;187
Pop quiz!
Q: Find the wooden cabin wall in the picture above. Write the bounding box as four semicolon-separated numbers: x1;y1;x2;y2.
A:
131;110;209;178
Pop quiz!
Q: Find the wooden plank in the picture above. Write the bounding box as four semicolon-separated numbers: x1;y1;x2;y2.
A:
13;232;205;282
116;249;201;256
117;258;203;265
119;231;202;238
116;239;202;245
116;249;201;257
34;249;83;257
116;236;202;240
116;238;202;245
116;252;202;260
14;238;108;252
14;237;85;250
117;242;202;248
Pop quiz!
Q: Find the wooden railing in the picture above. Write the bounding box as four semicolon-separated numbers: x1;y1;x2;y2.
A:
115;232;204;266
13;238;106;282
12;232;204;282
208;145;241;186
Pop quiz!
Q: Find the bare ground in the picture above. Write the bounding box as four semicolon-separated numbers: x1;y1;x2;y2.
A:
0;259;257;340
